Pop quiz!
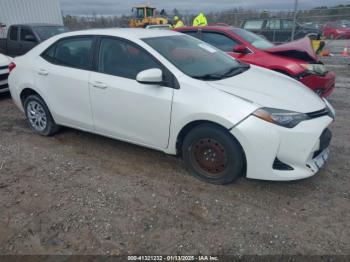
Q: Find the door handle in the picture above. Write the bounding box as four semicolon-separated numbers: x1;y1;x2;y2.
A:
37;69;49;76
91;81;108;89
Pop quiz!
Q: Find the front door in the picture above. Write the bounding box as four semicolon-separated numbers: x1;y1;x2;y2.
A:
89;37;173;149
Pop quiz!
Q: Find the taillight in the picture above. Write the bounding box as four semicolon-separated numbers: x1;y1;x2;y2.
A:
8;62;16;73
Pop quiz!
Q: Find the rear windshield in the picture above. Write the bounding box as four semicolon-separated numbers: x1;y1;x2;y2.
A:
34;26;69;41
232;28;274;50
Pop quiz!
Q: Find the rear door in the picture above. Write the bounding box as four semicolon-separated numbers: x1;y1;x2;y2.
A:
89;37;174;149
35;36;95;130
19;26;38;55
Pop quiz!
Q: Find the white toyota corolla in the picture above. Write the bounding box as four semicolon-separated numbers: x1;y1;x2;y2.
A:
8;29;335;184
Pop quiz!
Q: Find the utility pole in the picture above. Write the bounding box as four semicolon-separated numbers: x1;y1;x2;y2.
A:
291;0;299;41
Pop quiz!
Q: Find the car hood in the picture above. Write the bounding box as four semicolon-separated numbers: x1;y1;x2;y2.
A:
264;37;317;62
208;65;326;113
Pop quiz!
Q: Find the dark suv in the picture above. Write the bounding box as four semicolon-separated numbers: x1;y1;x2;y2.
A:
241;18;319;43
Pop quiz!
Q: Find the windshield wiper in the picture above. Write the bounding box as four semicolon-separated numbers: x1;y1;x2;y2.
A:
221;64;250;78
192;73;224;81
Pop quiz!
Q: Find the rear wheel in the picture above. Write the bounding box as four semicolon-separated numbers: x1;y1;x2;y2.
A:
182;124;245;185
24;95;60;136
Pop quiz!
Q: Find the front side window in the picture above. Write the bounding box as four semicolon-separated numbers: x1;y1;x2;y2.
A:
202;32;239;52
243;20;264;30
98;37;160;79
34;26;68;41
42;37;93;70
10;27;18;41
143;35;248;80
137;9;144;19
266;20;281;30
233;28;274;50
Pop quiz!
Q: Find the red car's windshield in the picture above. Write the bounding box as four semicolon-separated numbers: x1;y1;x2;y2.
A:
232;28;275;50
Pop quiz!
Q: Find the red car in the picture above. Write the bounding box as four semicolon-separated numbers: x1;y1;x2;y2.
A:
322;21;350;39
175;26;335;97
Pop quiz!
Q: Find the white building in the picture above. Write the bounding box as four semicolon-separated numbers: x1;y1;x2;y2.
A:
0;0;63;38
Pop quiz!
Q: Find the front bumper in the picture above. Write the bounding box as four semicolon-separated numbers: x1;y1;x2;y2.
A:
0;66;9;94
299;71;335;98
230;115;334;181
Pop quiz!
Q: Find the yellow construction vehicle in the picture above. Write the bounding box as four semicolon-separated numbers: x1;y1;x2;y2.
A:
129;5;168;28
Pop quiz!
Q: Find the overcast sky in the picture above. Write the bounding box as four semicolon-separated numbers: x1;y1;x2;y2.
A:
60;0;349;15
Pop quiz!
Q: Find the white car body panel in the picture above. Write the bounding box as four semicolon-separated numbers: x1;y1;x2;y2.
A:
209;65;325;113
89;71;173;149
8;28;335;181
34;56;93;131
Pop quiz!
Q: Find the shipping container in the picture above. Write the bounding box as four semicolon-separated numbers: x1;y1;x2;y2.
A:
0;0;63;38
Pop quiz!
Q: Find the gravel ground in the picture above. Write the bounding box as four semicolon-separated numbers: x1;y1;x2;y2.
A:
0;61;349;256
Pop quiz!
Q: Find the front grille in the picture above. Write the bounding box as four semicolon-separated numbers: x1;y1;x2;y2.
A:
313;128;332;158
306;108;332;119
0;73;9;81
273;158;294;171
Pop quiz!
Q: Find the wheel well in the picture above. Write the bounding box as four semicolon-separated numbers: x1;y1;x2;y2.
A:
20;88;41;106
176;120;247;175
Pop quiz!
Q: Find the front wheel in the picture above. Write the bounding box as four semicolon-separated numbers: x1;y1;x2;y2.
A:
24;95;60;136
182;124;245;185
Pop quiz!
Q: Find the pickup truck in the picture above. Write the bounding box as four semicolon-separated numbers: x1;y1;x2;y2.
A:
0;24;68;57
241;18;320;43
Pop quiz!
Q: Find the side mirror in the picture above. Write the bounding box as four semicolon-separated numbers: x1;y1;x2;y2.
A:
233;45;249;54
25;35;37;42
136;68;163;85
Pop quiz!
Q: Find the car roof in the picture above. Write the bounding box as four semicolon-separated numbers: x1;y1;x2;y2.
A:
55;28;182;40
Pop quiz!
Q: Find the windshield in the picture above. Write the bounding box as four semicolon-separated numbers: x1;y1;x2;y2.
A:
143;35;249;80
232;28;275;50
34;26;69;41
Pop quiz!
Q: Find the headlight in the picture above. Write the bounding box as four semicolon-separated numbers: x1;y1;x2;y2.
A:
301;63;327;76
253;108;310;128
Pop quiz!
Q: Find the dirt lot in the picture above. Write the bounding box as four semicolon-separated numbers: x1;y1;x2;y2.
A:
0;60;350;256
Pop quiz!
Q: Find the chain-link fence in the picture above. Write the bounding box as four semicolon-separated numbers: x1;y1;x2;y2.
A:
59;4;350;57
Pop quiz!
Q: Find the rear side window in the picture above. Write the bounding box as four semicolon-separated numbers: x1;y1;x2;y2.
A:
282;20;295;30
243;20;264;30
182;31;201;40
201;32;239;52
9;27;18;41
98;37;160;79
42;37;93;70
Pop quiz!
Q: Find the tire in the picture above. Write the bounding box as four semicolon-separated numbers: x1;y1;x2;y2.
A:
182;124;245;185
24;95;60;136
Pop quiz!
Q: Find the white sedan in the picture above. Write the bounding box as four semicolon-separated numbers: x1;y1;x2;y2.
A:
8;29;335;184
0;54;11;94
